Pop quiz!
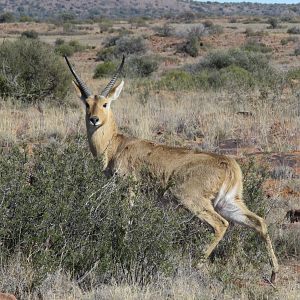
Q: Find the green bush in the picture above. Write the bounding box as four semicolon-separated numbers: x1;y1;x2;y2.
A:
0;12;15;23
286;68;300;80
96;47;115;62
199;48;271;73
93;61;117;78
55;43;75;57
294;46;300;56
0;139;210;286
54;39;87;57
154;24;174;37
114;35;147;56
268;17;280;29
242;40;272;53
21;30;39;39
97;35;147;61
0;38;71;103
126;55;159;77
287;26;300;34
158;70;196;91
182;36;200;57
54;38;65;46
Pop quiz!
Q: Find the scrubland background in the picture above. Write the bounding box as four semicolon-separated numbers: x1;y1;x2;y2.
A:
0;13;299;299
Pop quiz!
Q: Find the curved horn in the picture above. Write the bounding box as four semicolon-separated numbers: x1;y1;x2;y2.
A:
101;55;125;97
64;55;91;99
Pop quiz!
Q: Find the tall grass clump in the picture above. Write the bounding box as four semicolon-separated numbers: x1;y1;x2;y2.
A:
0;38;71;104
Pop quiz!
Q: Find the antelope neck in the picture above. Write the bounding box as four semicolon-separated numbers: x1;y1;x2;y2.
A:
87;113;118;167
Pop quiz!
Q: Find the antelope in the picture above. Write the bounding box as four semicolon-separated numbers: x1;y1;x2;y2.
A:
65;55;279;283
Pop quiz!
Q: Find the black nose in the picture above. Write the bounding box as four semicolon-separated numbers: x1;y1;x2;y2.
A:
90;116;99;125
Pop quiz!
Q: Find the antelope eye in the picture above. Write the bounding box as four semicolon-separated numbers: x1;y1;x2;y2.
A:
103;103;107;108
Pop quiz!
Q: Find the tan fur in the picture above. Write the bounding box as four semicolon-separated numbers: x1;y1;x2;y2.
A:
73;81;279;283
0;293;17;300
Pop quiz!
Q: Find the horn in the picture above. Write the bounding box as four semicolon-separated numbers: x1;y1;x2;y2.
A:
64;55;92;99
101;55;125;97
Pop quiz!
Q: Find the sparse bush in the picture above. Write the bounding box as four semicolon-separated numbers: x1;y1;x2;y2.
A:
96;47;115;62
209;24;224;35
281;36;299;45
126;55;159;77
287;26;300;34
181;36;200;57
242;40;272;53
55;43;75;57
199;49;271;73
268;17;280;29
294;46;300;56
202;21;223;35
244;28;267;37
93;61;117;78
0;38;70;103
187;25;206;39
154;24;174;37
55;40;87;57
0;12;15;23
158;70;195;91
19;15;34;22
97;36;147;61
55;38;65;46
114;36;147;56
21;30;39;39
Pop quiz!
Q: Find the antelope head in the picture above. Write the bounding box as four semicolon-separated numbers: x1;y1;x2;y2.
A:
65;55;125;129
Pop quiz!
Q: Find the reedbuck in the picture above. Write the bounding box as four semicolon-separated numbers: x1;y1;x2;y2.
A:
65;56;279;283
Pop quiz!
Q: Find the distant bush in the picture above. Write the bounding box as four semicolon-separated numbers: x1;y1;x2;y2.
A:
268;17;280;29
114;35;147;56
181;36;200;57
244;28;267;37
93;61;117;78
242;40;272;53
21;30;39;39
126;55;159;77
202;21;223;35
97;36;147;61
0;38;70;103
54;38;65;46
280;36;299;45
294;46;300;56
0;12;15;23
96;47;115;62
55;39;87;57
154;24;174;37
199;49;271;73
287;27;300;34
19;15;35;22
187;25;206;39
286;68;300;80
158;70;195;91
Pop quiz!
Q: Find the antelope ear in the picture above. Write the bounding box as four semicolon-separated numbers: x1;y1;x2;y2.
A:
107;80;124;102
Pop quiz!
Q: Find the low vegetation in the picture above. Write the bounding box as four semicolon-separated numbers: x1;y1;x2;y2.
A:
0;138;287;298
54;39;88;57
